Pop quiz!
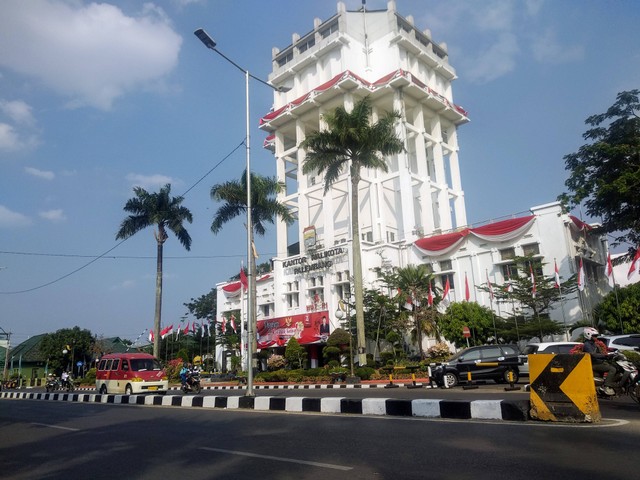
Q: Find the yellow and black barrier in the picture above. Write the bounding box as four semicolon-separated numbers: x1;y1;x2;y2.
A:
529;353;600;423
381;366;423;389
475;362;521;391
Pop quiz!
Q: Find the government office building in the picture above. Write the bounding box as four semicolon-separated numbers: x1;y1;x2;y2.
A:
215;1;608;369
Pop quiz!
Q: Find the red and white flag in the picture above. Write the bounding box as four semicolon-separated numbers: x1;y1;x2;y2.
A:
427;282;434;307
148;329;154;343
219;317;226;334
230;314;237;332
486;272;494;301
554;260;561;288
441;277;451;307
627;248;640;280
530;264;536;298
464;273;470;301
577;257;585;291
605;253;615;288
183;322;190;335
240;268;249;289
160;325;173;339
504;272;513;293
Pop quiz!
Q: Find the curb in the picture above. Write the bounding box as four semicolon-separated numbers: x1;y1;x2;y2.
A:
0;391;530;421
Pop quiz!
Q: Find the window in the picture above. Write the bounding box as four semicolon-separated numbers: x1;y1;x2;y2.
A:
440;259;452;271
440;273;454;291
110;359;120;371
286;293;299;309
298;36;315;53
502;264;517;279
98;359;107;371
522;243;540;256
122;360;129;371
320;21;338;39
361;231;373;243
276;49;293;67
387;231;395;242
500;248;515;261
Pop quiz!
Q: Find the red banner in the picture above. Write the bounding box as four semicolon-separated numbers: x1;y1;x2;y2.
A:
257;311;330;349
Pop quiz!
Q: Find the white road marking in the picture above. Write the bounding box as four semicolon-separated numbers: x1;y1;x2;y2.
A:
30;422;80;432
199;447;352;471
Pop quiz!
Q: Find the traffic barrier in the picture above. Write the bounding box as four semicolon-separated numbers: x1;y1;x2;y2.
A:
528;353;600;423
462;367;478;390
475;361;521;391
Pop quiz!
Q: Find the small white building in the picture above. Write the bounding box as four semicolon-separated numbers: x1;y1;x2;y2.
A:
214;2;608;368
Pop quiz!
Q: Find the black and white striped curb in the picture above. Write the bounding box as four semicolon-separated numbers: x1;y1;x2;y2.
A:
0;391;529;421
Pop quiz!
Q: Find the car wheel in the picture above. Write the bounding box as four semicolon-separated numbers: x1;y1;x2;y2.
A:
100;384;107;395
444;372;458;388
125;384;133;395
502;368;519;384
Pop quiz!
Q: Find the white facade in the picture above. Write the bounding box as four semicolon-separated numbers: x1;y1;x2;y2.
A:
215;2;608;366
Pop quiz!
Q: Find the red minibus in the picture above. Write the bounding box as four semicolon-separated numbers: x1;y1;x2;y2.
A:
96;353;168;395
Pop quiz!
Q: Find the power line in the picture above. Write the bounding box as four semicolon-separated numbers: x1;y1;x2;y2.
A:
0;139;245;295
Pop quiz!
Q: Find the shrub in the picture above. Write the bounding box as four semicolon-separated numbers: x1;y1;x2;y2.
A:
355;366;375;380
81;368;96;385
267;354;286;371
285;337;308;369
165;358;184;382
426;343;452;362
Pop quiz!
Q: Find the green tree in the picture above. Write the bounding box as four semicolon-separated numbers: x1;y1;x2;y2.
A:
361;287;402;361
302;96;404;365
593;282;640;334
184;288;216;324
439;302;498;348
116;184;193;358
285;337;307;369
39;327;95;375
559;89;640;251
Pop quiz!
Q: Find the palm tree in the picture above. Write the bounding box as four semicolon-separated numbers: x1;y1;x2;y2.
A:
116;184;193;358
302;96;404;366
210;170;294;363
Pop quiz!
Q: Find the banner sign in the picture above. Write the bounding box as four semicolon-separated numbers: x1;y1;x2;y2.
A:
257;310;330;348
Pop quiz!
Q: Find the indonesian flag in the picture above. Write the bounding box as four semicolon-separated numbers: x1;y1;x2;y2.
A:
442;277;451;306
160;325;173;339
427;282;434;307
486;272;494;301
606;253;615;288
183;322;190;335
148;329;154;343
577;257;585;291
554;260;561;289
505;272;514;293
230;314;237;332
464;273;470;301
219;317;226;334
627;248;640;280
530;264;536;298
240;268;249;289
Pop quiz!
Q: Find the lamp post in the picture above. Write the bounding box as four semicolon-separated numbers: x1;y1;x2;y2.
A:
335;295;356;377
194;28;288;397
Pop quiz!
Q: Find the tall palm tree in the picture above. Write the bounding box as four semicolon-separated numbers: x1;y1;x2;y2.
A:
116;184;193;358
302;96;404;366
210;170;294;363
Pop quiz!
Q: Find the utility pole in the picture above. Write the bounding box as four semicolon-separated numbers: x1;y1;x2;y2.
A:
1;327;11;381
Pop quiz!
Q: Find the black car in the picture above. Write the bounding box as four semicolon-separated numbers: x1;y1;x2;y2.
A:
432;344;521;387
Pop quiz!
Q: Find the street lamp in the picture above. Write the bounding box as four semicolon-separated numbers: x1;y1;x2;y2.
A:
194;28;289;397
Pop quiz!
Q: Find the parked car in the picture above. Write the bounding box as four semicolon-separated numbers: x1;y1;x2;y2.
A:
431;344;521;387
519;342;580;376
599;334;640;352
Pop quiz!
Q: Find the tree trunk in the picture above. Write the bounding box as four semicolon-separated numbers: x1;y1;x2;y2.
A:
154;239;163;359
350;168;367;367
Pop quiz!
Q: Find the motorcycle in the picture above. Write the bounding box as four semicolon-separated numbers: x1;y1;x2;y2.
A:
181;370;202;394
60;377;75;392
594;351;640;405
45;377;61;392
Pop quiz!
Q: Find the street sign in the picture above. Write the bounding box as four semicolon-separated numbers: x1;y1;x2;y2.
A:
462;326;471;338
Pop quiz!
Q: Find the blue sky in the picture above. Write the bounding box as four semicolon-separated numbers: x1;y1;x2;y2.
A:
1;0;638;346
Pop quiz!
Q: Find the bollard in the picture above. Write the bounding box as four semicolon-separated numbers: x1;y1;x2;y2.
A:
462;367;478;390
406;371;423;389
504;369;521;391
383;368;399;389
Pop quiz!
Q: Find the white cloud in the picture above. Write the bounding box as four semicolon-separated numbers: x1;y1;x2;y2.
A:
0;0;182;110
0;99;39;153
25;166;55;180
0;205;32;228
126;173;174;190
111;279;136;290
531;30;584;64
0;99;35;126
39;209;66;222
465;33;520;83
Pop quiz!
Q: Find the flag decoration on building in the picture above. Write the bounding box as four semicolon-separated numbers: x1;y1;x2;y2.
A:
577;257;585;291
427;282;434;307
554;260;561;289
230;314;237;332
606;253;615;288
504;272;514;293
627;247;640;280
486;271;494;301
464;273;470;301
442;277;451;306
219;317;226;334
148;329;154;343
530;264;536;298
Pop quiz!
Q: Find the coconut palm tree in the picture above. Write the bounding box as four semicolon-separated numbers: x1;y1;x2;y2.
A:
116;184;192;358
302;96;404;366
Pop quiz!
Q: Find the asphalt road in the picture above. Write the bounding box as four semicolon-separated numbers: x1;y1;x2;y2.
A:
1;392;639;480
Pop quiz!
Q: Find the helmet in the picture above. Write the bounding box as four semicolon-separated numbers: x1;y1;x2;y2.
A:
584;327;599;340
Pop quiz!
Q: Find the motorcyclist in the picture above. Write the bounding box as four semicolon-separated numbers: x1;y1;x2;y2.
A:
583;327;616;396
179;362;189;388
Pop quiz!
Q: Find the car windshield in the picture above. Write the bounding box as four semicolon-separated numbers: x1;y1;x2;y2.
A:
521;345;539;355
130;359;162;372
